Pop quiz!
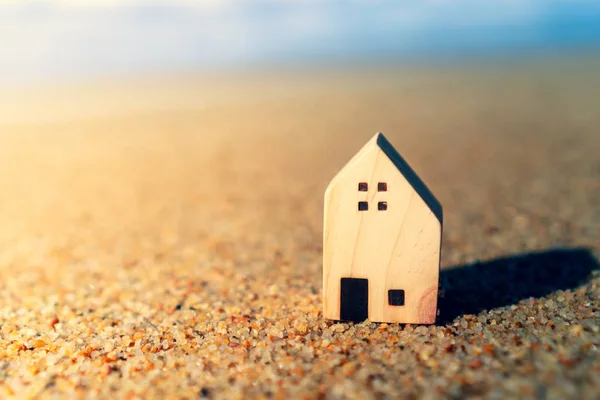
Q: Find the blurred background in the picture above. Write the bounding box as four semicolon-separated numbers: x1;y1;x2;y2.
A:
2;1;600;84
1;0;599;257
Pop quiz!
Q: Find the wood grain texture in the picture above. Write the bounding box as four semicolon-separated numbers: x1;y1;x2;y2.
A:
323;133;442;324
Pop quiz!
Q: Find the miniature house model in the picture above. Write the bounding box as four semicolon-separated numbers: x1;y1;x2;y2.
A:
323;133;443;324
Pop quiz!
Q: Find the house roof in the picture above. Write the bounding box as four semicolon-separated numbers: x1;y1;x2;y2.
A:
329;132;443;224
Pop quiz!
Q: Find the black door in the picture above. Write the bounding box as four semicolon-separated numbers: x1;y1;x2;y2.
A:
340;278;368;321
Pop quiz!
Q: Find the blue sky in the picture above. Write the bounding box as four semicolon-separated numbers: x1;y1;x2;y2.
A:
1;1;600;83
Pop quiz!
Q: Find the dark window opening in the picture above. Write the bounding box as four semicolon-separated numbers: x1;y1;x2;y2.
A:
388;289;405;306
358;201;369;211
378;201;388;211
358;182;368;191
378;182;387;191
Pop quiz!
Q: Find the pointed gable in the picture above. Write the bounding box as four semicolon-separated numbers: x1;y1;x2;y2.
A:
327;132;442;225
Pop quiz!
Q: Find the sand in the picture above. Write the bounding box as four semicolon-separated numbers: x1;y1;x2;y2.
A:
0;55;599;399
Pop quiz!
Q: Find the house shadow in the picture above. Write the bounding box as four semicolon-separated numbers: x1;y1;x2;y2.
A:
439;247;599;323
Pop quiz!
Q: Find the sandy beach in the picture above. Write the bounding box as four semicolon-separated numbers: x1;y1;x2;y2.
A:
0;54;599;398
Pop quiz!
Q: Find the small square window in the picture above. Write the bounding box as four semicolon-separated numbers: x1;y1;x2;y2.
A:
358;201;368;211
358;182;368;191
388;289;405;306
378;182;387;191
378;201;388;211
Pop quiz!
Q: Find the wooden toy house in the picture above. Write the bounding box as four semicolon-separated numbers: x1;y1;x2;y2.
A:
323;133;443;324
